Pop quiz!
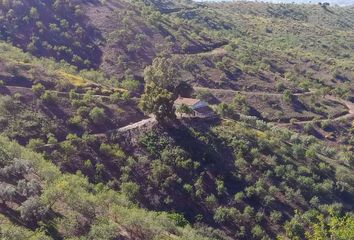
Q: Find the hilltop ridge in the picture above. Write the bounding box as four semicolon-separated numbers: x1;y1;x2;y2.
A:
0;1;353;239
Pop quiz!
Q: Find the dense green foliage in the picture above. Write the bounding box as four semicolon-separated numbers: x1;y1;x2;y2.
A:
0;135;212;240
0;0;353;239
140;82;176;121
131;117;353;239
0;0;102;68
304;209;354;240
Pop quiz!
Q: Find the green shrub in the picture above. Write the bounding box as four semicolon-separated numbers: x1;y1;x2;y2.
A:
283;90;294;103
214;207;238;224
84;159;93;169
32;83;45;96
40;91;58;104
100;143;126;160
89;107;106;124
109;92;121;104
60;141;77;157
47;134;58;144
234;192;245;203
27;138;45;150
121;79;140;92
270;211;282;223
68;115;84;128
168;213;189;227
120;181;140;203
205;194;218;209
251;225;264;239
19;196;48;223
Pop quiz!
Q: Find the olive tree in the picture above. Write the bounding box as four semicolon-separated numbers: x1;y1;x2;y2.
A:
139;82;176;122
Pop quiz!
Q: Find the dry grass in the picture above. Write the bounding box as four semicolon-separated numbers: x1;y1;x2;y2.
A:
58;71;90;87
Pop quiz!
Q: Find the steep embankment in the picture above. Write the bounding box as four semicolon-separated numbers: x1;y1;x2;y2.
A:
0;1;353;239
110;117;354;239
0;0;227;79
0;135;214;240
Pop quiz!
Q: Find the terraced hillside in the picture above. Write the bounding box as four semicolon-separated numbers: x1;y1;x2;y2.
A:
0;40;353;240
0;1;353;240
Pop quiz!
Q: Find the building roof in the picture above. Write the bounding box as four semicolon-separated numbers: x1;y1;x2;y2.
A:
194;106;215;117
174;97;201;107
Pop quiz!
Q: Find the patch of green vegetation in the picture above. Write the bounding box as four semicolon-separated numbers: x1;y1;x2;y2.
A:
0;135;212;240
0;0;102;68
0;1;353;239
114;116;353;239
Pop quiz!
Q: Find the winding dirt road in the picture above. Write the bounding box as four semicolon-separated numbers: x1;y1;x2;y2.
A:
4;85;113;99
194;86;354;125
194;86;313;97
115;117;156;133
280;95;354;126
3;84;353;135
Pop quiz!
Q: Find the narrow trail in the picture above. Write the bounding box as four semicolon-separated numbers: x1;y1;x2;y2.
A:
194;86;313;97
39;117;156;149
170;39;229;56
172;47;228;57
279;95;354;126
3;85;148;131
114;117;156;133
4;85;113;99
160;6;198;14
4;84;353;138
5;85;141;103
194;86;354;125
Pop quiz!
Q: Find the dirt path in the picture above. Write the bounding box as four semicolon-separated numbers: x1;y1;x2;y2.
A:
39;117;156;149
115;117;156;133
279;95;354;126
194;86;313;97
5;84;352;138
4;84;154;130
194;86;353;125
182;47;228;56
172;42;229;56
326;96;354;118
4;85;112;99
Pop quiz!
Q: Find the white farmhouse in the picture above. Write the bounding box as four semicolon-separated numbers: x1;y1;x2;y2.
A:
174;97;214;118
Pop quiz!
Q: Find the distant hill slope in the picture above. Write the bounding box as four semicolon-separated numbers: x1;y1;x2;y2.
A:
83;0;227;78
204;0;353;6
210;1;354;29
0;0;103;69
1;0;353;94
0;0;227;78
0;1;353;239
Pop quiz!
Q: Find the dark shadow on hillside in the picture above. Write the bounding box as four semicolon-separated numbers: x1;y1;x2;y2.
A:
0;86;11;95
40;103;69;123
291;97;309;113
0;203;36;230
5;76;33;88
159;119;247;220
225;67;243;81
248;106;264;120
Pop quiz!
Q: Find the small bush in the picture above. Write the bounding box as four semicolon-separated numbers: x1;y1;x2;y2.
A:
41;91;58;104
27;138;45;150
120;181;140;203
89;107;106;124
32;83;45;96
121;79;140;92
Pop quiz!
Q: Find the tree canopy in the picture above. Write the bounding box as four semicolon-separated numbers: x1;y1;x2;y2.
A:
139;82;176;121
